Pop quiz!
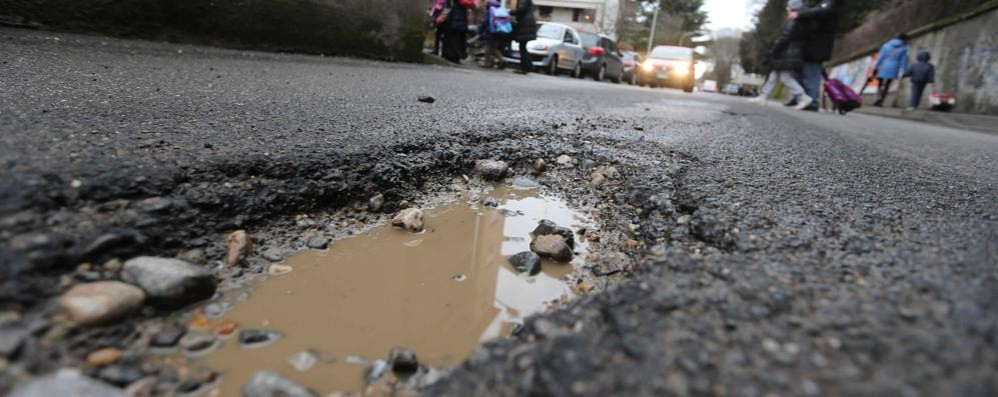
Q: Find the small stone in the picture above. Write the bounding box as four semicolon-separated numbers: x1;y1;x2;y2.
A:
511;176;539;189
151;325;187;348
0;325;30;357
596;166;620;179
532;159;546;173
509;252;542;275
398;200;411;209
261;248;283;262
481;197;500;207
474;160;508;181
136;197;171;213
581;159;597;169
365;359;389;383
11;370;126;397
417;96;435;103
288;351;319;372
243;371;317;397
622;239;641;249
212;319;239;336
389;347;419;375
452;274;467;282
180;332;217;355
531;220;576;248
202;303;224;318
102;258;123;273
121;257;216;309
86;348;122;367
268;264;293;275
306;236;329;250
97;364;145;387
392;208;424;233
239;329;283;348
368;194;385;212
225;230;253;267
530;235;573;262
58;281;145;326
556;155;572;165
178;249;206;265
590;172;607;188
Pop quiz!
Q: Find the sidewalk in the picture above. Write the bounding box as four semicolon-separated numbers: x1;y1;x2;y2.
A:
855;106;998;135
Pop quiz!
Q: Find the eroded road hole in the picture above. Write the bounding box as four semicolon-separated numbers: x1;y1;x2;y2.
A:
179;187;591;395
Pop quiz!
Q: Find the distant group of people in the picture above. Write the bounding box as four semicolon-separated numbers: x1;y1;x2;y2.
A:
429;0;538;75
751;0;937;111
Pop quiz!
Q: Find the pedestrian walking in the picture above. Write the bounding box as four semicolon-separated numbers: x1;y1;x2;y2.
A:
872;33;911;107
904;50;936;110
788;0;839;111
480;0;512;68
441;0;475;64
510;0;538;75
749;0;813;110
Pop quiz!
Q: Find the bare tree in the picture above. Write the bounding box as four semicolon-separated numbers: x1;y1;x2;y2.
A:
707;32;741;87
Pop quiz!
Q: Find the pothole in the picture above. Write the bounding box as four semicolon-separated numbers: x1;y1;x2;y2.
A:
176;186;591;394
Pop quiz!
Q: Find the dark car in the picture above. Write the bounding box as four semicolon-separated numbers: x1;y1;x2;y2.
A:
578;32;624;83
621;51;642;85
639;45;695;92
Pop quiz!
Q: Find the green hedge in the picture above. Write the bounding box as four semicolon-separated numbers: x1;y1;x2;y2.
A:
0;0;426;61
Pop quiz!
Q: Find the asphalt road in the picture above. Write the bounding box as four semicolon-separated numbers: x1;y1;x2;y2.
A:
2;28;997;396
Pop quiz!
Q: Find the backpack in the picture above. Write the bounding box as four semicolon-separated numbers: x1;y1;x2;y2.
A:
492;2;513;34
428;0;448;28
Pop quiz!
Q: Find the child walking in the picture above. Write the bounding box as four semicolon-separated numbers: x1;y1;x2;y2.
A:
749;0;812;110
905;51;935;110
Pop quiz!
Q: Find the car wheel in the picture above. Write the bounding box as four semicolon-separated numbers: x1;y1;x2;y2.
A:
593;64;605;81
684;85;694;93
611;68;622;84
571;63;582;78
547;55;559;76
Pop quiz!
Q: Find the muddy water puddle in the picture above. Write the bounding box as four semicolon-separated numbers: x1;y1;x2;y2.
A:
191;188;589;395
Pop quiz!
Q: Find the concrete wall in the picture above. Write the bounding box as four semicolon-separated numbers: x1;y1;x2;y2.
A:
0;0;426;61
829;6;998;115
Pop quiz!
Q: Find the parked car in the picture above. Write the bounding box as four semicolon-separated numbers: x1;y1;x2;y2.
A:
701;80;718;93
578;32;624;83
506;22;584;77
721;83;740;95
639;46;696;92
621;51;643;85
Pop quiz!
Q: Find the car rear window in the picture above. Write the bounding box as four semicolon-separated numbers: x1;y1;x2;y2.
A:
578;33;599;48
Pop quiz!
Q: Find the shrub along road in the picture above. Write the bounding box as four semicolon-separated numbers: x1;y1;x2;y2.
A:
1;27;996;396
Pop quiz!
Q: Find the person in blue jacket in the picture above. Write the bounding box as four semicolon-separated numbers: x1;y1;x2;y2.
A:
873;33;911;107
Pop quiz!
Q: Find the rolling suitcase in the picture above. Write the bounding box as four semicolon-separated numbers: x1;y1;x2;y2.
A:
822;70;863;115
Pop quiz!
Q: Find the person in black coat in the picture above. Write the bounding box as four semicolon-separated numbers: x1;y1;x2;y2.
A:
790;0;839;111
441;0;471;64
511;0;538;74
750;0;812;109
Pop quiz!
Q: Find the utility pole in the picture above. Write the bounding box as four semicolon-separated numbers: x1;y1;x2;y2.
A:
646;3;659;54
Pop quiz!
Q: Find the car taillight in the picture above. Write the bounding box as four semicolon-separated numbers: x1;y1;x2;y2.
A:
624;62;634;67
588;47;604;56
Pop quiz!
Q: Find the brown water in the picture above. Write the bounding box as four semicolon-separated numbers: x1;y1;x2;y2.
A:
194;188;588;395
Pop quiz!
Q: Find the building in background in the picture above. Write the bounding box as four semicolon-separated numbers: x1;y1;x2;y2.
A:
534;0;620;39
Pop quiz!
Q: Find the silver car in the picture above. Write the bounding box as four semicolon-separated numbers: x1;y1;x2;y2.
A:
506;23;584;77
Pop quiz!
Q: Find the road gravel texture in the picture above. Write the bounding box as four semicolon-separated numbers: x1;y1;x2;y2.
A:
2;28;997;396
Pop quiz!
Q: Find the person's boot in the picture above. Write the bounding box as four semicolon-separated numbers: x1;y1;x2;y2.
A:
784;97;799;107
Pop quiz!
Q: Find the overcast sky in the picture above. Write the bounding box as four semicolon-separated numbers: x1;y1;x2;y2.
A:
703;0;760;33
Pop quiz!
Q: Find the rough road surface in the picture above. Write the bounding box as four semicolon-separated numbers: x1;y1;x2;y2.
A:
2;28;997;396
